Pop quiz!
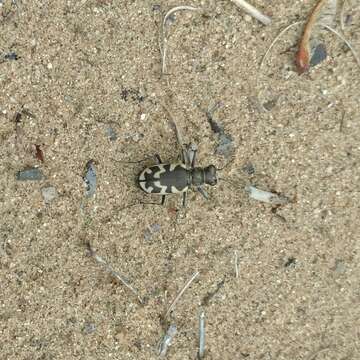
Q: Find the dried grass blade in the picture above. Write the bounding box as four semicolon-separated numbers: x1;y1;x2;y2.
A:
87;244;144;304
318;23;360;69
230;0;271;25
164;271;200;319
161;6;198;75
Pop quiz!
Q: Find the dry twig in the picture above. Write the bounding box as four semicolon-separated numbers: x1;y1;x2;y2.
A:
234;250;239;278
160;6;198;75
164;271;200;319
86;243;144;304
230;0;271;25
296;0;329;73
319;23;360;68
340;0;348;32
198;310;206;359
259;22;302;69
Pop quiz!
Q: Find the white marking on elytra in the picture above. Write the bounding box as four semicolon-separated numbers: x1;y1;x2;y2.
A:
171;185;188;193
154;180;168;195
139;181;154;193
139;168;152;181
170;163;187;171
153;164;166;179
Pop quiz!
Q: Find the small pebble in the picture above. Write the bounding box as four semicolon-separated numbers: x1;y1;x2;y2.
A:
263;98;277;111
83;322;96;335
242;163;255;175
144;223;161;241
16;168;44;181
105;126;117;141
243;14;252;22
334;259;346;274
41;186;58;204
4;52;19;61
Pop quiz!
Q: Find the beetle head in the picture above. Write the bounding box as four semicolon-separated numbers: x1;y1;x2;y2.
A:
204;165;217;186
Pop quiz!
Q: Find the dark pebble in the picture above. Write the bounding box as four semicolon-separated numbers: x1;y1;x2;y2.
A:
310;43;327;67
242;163;255;175
4;52;19;61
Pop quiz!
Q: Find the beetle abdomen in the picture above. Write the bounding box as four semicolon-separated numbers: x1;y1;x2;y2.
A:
138;163;190;195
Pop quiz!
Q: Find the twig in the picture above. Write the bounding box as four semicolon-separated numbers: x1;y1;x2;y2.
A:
164;271;200;319
158;324;177;357
234;250;239;278
230;0;271;25
295;0;328;73
318;23;360;69
198;310;206;359
161;6;198;75
259;21;302;69
86;243;144;304
340;0;348;32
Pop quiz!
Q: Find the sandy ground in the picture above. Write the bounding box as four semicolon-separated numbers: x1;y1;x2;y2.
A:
1;0;359;359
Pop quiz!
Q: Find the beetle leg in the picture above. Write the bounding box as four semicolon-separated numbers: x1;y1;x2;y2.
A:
197;186;209;200
190;148;197;168
161;195;166;206
140;198;167;207
155;154;162;164
187;143;198;168
182;192;187;207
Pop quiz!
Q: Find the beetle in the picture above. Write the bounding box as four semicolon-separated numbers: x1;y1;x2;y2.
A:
137;145;218;207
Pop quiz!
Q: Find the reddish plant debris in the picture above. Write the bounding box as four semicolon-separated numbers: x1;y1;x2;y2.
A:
295;0;328;74
35;144;44;162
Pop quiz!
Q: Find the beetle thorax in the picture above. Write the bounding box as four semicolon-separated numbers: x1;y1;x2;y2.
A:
191;168;205;186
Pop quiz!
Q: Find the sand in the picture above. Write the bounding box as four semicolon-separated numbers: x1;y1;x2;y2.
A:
1;0;359;359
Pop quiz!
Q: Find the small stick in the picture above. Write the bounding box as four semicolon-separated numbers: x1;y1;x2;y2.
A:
86;243;144;304
259;21;302;69
198;310;206;359
295;0;328;73
318;23;360;69
161;6;198;75
230;0;271;25
234;250;239;278
340;0;347;32
158;324;177;357
164;271;200;319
